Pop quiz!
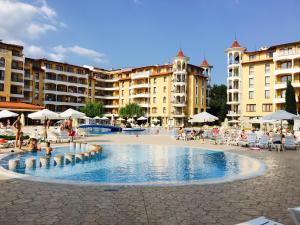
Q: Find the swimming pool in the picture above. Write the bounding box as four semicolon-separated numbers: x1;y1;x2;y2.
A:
0;144;265;185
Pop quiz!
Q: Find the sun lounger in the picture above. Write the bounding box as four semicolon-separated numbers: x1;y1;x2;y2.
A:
235;216;284;225
258;135;270;149
270;134;282;151
283;136;297;150
247;133;257;147
288;206;300;225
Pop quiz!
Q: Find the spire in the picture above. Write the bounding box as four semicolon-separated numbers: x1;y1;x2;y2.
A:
230;40;241;48
176;49;185;57
200;58;210;67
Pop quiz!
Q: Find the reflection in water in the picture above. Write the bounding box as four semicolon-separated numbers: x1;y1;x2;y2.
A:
0;144;261;184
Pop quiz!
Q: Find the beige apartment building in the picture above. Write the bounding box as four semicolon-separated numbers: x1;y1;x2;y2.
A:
226;39;300;121
0;41;210;127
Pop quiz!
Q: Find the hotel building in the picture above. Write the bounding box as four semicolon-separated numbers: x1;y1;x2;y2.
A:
0;41;210;127
226;39;300;121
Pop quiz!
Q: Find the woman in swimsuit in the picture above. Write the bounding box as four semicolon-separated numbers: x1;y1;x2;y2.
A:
13;116;22;150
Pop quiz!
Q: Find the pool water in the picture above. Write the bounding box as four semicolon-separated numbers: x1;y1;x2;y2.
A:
85;127;177;136
0;144;264;185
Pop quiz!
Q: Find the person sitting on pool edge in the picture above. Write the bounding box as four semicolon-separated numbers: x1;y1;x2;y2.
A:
45;141;53;156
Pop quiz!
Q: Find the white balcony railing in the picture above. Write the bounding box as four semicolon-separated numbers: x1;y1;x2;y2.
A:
103;104;119;108
130;83;150;89
131;71;151;80
95;95;119;100
273;50;300;61
274;67;300;75
129;93;150;98
43;67;88;79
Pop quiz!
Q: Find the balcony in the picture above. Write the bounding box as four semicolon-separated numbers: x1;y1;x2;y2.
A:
11;68;24;74
23;97;33;103
11;78;24;86
95;86;119;91
173;81;186;86
44;100;85;107
139;103;150;108
131;71;151;80
24;86;32;91
103;104;119;108
95;77;119;82
273;50;300;61
42;67;88;79
95;95;119;100
44;78;87;87
173;102;187;107
173;113;186;118
173;92;186;97
12;55;25;62
274;67;300;75
10;92;24;98
130;83;150;89
227;111;240;117
24;74;32;80
274;97;285;104
227;100;239;105
129;93;150;98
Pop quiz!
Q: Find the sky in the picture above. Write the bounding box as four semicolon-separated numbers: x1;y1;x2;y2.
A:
1;0;300;84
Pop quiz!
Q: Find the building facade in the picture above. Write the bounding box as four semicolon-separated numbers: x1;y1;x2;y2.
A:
226;39;300;121
0;41;210;127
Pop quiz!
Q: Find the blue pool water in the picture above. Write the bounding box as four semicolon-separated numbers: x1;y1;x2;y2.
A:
0;144;263;185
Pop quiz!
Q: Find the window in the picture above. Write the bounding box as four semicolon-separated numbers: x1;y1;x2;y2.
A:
122;90;124;96
249;78;254;88
153;97;156;103
154;78;157;84
280;75;292;83
163;107;166;113
0;70;4;80
163;96;166;103
56;65;63;71
0;58;5;67
280;61;292;69
153;87;156;94
34;93;39;100
195;97;198;104
266;52;273;58
246;104;256;112
152;107;157;113
45;63;52;69
249;55;256;61
249;91;254;99
265;90;270;99
11;61;18;69
0;83;3;91
164;76;167;82
129;89;131;95
262;104;272;112
122;81;124;88
265;64;270;74
280;47;293;55
265;76;270;87
122;99;124;104
163;86;166;93
249;65;254;76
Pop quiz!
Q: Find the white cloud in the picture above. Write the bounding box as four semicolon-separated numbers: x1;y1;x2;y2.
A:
24;44;107;64
0;0;63;41
25;45;46;58
69;45;107;63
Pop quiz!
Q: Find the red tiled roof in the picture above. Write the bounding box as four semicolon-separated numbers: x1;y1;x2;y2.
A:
231;40;241;48
200;59;210;67
177;50;185;57
0;102;44;110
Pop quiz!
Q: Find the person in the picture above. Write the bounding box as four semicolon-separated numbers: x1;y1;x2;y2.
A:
12;116;22;150
23;138;41;152
47;119;51;129
177;127;184;140
7;119;11;128
43;120;48;140
45;141;53;156
240;129;247;141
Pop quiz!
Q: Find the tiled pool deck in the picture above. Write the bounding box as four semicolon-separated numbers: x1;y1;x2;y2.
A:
0;135;299;225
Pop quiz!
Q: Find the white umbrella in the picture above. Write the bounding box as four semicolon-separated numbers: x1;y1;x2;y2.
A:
20;113;25;126
83;116;91;120
28;109;59;120
262;110;297;121
137;116;147;121
0;110;18;118
60;108;85;119
117;117;125;121
93;116;101;120
189;112;218;123
100;116;109;120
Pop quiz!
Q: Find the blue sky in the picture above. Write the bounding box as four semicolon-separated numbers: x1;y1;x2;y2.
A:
1;0;300;84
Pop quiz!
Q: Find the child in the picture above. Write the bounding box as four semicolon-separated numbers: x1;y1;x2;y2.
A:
45;141;53;156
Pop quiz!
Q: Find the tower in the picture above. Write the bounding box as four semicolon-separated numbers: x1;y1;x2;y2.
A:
225;40;246;120
200;58;213;109
171;50;189;127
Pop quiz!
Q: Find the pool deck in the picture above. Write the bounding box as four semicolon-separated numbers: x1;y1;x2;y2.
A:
0;134;299;225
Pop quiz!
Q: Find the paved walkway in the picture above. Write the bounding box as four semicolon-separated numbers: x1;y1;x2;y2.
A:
0;135;299;225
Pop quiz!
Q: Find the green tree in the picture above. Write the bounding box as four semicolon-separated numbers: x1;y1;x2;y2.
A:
285;80;297;114
119;103;144;118
80;102;104;118
207;84;229;123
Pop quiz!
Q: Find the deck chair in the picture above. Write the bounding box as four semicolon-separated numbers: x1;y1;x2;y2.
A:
235;216;284;225
258;135;270;149
288;206;300;225
247;133;257;147
283;136;297;150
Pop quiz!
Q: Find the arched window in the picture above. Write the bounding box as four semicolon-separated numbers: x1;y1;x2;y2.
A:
177;61;181;70
182;62;186;70
163;96;166;103
228;53;233;64
0;58;5;67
